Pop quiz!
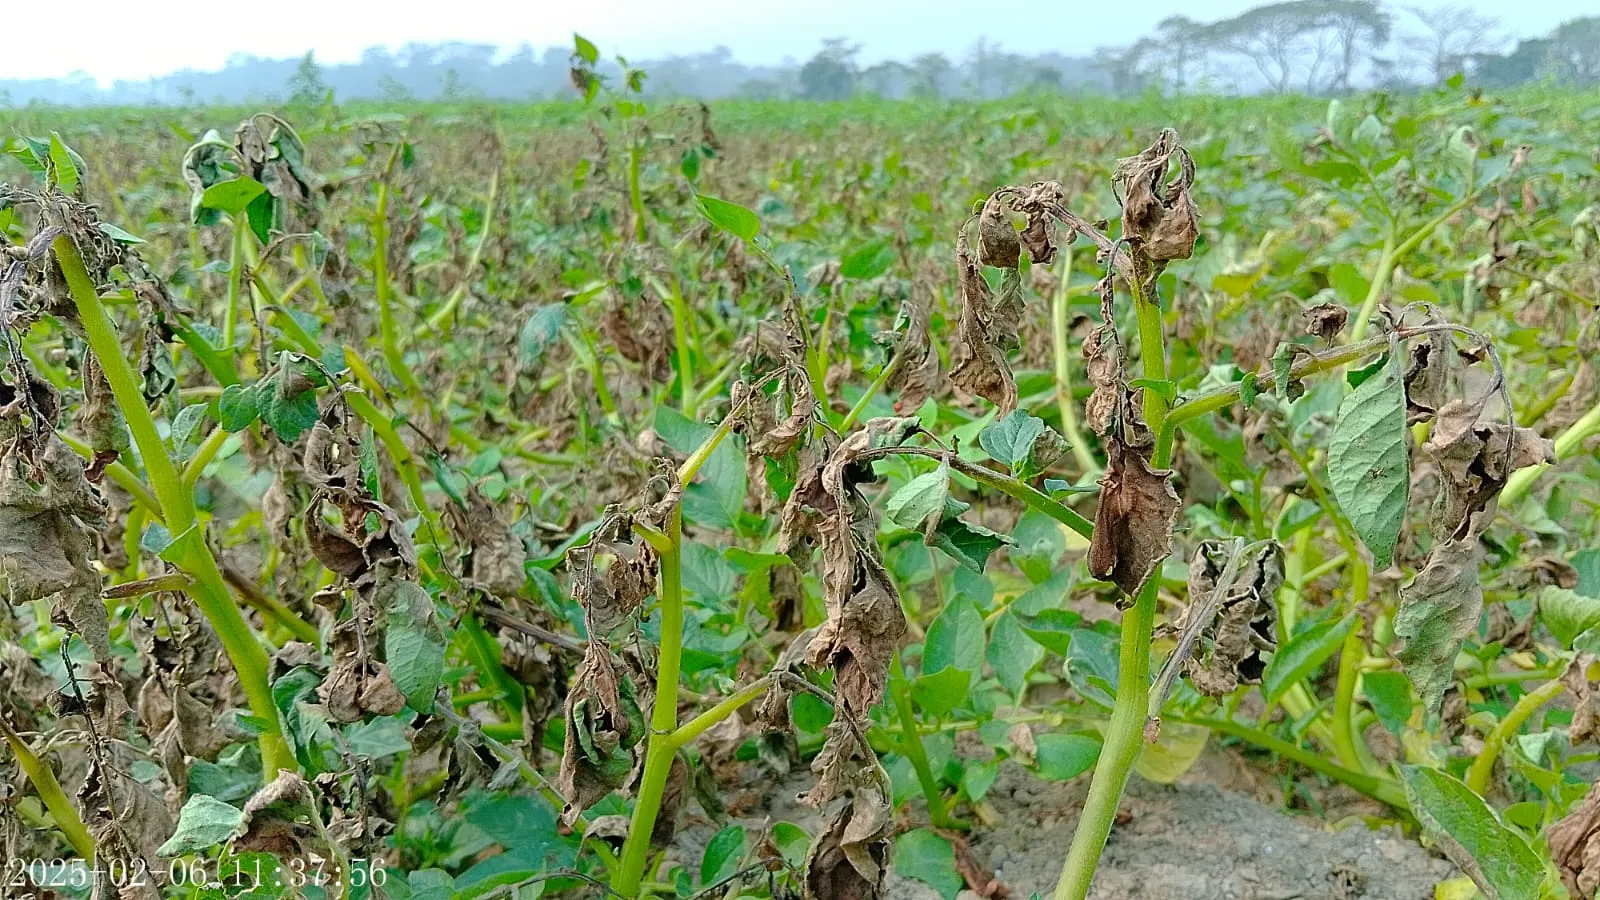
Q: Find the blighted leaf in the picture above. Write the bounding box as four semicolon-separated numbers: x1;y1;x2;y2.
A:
234;771;320;857
158;794;242;855
1087;439;1180;602
1549;778;1600;900
1400;765;1544;900
949;232;1020;414
1394;539;1482;722
801;726;893;898
1302;301;1348;344
1112;129;1199;279
1423;400;1554;540
882;295;942;412
1403;330;1451;424
1166;540;1283;698
557;648;647;825
977;193;1021;269
1328;350;1407;569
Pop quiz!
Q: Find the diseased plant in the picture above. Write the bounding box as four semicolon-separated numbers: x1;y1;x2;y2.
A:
0;48;1598;900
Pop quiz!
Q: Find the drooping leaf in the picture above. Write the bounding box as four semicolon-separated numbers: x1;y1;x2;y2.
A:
1327;351;1408;569
1541;587;1600;650
158;794;243;856
1395;539;1482;722
1400;765;1544;900
928;517;1010;573
1262;612;1358;703
200;176;268;215
979;409;1068;479
518;303;569;372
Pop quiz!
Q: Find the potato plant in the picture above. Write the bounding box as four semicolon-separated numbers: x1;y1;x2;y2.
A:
1;41;1599;900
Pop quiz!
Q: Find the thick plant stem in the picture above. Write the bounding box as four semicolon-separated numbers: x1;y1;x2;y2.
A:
1500;397;1600;505
0;717;94;859
612;509;684;896
1053;281;1166;900
1053;580;1157;900
1465;678;1565;794
1332;557;1368;772
55;235;294;778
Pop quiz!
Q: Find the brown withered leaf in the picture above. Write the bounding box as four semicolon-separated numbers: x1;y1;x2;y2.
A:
1088;438;1180;603
1564;653;1597;745
801;726;893;900
757;627;818;731
233;771;322;858
949;232;1021;414
556;646;647;825
882;294;942;413
1173;541;1283;697
1403;330;1452;424
805;419;918;719
570;511;657;637
1549;778;1600;900
449;487;527;597
1303;302;1349;345
977;192;1021;269
1013;181;1066;266
1113;128;1199;277
601;288;674;381
1423;400;1555;539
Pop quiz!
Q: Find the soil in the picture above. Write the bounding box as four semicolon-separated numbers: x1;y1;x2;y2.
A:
671;748;1457;900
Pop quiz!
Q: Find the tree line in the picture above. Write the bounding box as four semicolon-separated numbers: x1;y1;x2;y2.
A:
1;2;1594;107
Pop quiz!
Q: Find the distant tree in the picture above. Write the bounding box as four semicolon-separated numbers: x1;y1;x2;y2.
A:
1544;16;1600;85
1150;16;1210;91
378;75;414;102
1092;42;1154;95
1404;5;1500;84
1209;0;1388;93
798;39;859;100
964;37;999;97
1322;0;1391;91
909;53;952;98
287;52;328;105
1470;38;1551;86
861;61;911;98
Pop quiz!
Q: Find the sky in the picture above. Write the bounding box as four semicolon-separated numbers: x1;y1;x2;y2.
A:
4;0;1586;85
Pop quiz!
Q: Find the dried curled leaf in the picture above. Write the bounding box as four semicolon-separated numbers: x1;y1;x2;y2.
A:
570;511;658;637
977;193;1021;269
1403;330;1452;424
233;771;321;857
1174;540;1283;696
800;724;893;900
1302;301;1349;344
556;647;647;825
802;419;917;719
1550;779;1600;900
949;232;1021;414
882;294;942;413
1113;128;1199;274
1088;438;1180;603
1424;400;1555;540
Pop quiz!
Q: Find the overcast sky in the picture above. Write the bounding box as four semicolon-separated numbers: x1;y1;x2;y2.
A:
5;0;1585;84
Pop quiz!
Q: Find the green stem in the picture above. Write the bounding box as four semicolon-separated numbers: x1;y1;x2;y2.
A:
0;717;95;859
55;235;293;778
663;279;695;415
667;678;772;749
1500;397;1600;505
1465;678;1565;794
612;509;684;896
890;654;959;829
1332;557;1368;772
1349;232;1395;344
840;346;903;433
1178;714;1408;809
182;425;231;489
628;143;647;243
1053;282;1166;900
867;448;1094;540
223;219;246;350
